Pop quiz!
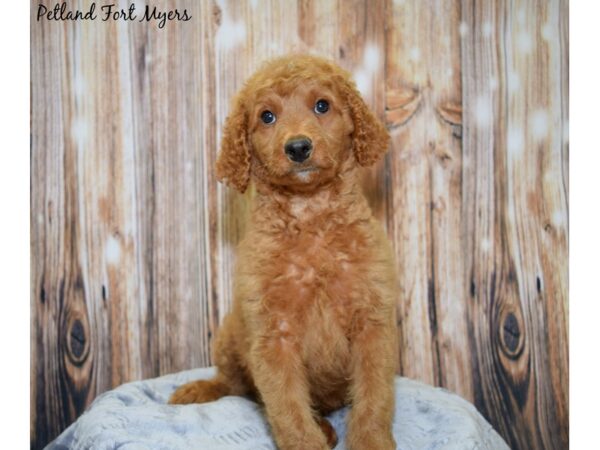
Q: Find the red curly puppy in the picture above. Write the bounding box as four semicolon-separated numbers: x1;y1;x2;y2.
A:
170;54;398;450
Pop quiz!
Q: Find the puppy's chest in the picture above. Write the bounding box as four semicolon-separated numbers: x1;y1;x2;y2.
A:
261;225;370;327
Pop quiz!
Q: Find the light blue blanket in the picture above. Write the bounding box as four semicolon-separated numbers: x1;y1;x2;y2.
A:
46;367;510;450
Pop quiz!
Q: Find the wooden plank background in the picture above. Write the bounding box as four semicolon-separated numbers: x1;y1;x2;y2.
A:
30;0;569;448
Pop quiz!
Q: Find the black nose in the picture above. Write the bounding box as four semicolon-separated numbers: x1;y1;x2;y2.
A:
284;137;313;163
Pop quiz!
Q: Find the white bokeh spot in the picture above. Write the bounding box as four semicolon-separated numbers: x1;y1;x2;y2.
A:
73;73;86;98
481;238;491;252
475;95;493;129
353;44;381;98
409;47;421;62
364;45;380;68
353;70;370;97
215;0;246;50
517;7;526;25
105;235;121;265
482;22;493;37
541;22;552;42
552;210;566;228
507;126;525;159
517;32;533;54
71;117;89;149
508;70;520;93
489;76;499;91
530;109;549;141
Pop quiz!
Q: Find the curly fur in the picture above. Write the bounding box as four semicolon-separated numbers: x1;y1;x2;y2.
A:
171;54;398;450
215;96;252;193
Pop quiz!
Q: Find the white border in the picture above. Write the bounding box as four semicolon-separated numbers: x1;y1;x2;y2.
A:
571;0;600;448
2;0;591;447
0;0;30;446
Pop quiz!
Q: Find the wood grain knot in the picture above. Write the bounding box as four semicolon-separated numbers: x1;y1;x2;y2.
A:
385;87;422;128
66;317;89;366
436;101;462;126
436;102;463;139
499;311;524;359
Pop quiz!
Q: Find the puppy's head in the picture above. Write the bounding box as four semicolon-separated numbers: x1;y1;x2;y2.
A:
216;54;389;193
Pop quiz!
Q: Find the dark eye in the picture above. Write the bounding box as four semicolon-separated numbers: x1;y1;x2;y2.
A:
314;99;329;114
260;110;276;124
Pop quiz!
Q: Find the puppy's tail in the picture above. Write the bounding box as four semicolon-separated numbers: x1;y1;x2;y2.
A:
168;378;230;405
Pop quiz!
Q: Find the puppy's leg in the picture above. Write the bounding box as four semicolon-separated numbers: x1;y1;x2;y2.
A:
346;315;396;450
169;314;250;405
251;336;330;450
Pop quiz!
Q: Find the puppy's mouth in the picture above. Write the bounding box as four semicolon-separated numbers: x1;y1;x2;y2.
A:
290;166;319;182
293;166;319;175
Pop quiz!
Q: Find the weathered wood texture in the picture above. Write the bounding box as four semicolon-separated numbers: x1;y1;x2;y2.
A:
31;0;568;449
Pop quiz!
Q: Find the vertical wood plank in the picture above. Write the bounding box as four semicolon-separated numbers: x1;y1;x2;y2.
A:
141;0;212;374
32;9;72;448
386;0;436;386
461;0;568;448
385;0;473;399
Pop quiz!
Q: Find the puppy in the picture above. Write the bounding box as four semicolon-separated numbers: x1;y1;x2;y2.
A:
170;54;397;450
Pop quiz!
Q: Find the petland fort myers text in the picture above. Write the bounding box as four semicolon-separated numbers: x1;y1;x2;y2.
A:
36;2;191;29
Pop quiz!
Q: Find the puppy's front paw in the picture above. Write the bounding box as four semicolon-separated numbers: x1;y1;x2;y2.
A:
168;379;228;405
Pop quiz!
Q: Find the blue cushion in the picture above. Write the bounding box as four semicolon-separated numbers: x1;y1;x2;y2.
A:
46;367;510;450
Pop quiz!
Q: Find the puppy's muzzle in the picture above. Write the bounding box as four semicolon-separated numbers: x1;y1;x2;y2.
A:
284;136;312;163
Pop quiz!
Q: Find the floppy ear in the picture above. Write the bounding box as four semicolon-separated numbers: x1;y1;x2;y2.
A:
216;96;251;193
344;80;390;166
